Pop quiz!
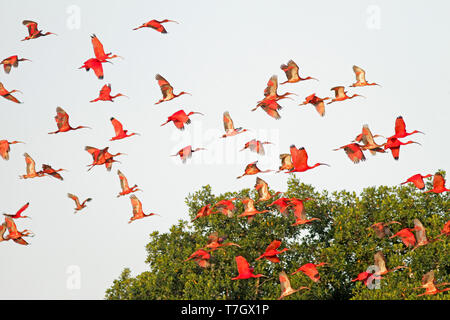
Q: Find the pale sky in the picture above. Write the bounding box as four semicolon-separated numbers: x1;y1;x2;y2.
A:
0;0;449;299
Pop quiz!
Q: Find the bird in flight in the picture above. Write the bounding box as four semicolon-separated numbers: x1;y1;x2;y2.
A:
401;173;433;190
171;145;206;163
20;153;45;179
3;217;34;245
299;93;330;117
133;19;179;33
292;262;328;282
280;60;317;84
48;107;91;134
423;173;449;194
117;170;142;197
0;55;31;74
3;203;31;219
129;195;159;223
231;256;266;280
236;161;273;179
278;271;309;300
256;240;289;263
390;116;424;139
67;193;92;213
0;139;24;160
90;34;122;62
154;74;191;104
240;139;273;155
287;145;329;174
90;84;128;102
109;117;139;141
21;20;56;41
222;111;249;138
0;82;22;104
161;110;203;131
184;249;211;268
414;271;450;296
350;65;379;87
333;143;366;164
327;86;363;104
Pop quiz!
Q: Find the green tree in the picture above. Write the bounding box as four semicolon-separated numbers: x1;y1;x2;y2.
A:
105;173;449;300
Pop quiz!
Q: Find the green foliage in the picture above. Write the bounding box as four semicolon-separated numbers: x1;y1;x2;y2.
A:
105;172;449;300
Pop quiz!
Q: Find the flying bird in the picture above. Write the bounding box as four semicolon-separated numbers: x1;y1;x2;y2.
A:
231;256;265;280
287;145;329;174
424;173;450;194
256;240;288;263
414;271;450;296
0;82;22;104
290;198;319;226
263;75;296;101
268;197;292;217
49;107;91;134
252;98;283;119
254;177;280;202
90;34;122;62
0;139;24;160
299;93;330;117
333;143;366;164
161;110;203;130
204;232;240;252
236;161;273;179
3;203;30;219
278;271;309;300
384;137;421;160
238;198;269;222
21;20;56;41
367;221;401;239
350;65;379;87
390;227;419;247
110;117;139;141
1;55;31;74
390;116;424;139
292;262;328;282
280;60;317;84
85;146;125;171
20;153;45;179
3;217;34;245
79;58;106;80
133;19;179;33
171;145;206;163
129;195;159;223
401;174;433;190
277;154;293;173
327;86;363;104
184;249;211;268
154;74;190;104
191;204;215;222
354;125;386;155
67;193;92;213
117;170;141;197
212;198;237;218
222;111;248;137
240;139;273;155
90;84;128;102
41;164;65;180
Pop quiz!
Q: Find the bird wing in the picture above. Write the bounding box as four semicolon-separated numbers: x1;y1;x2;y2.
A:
13;237;29;245
42;164;63;180
24;153;36;175
331;86;345;98
4;216;18;235
223;111;235;132
155;74;173;98
313;101;326;117
413;219;427;243
344;143;365;163
207;232;219;244
67;193;81;207
280;153;293;166
433;173;445;190
281;60;299;81
374;251;387;274
279;271;292;293
91;59;104;79
264;75;278;98
292;200;306;220
353;65;366;83
3;63;12;74
55;107;70;130
130;195;142;216
394;116;406;136
110;117;124;136
290;145;307;170
266;239;282;252
2;93;21;104
15;202;29;217
0;140;9;160
23;20;38;36
255;177;270;199
235;256;250;274
361;125;376;146
91;34;107;60
117;170;130;191
422;271;435;286
100;84;112;97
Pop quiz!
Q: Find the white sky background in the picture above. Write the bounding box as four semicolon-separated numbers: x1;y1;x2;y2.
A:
0;0;448;299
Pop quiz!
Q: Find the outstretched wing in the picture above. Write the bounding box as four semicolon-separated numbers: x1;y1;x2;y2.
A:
23;20;38;36
55;107;70;131
353;65;366;83
91;34;107;60
110;117;124;136
67;193;81;207
155;74;174;98
24;153;36;175
117;170;130;191
223;111;235;132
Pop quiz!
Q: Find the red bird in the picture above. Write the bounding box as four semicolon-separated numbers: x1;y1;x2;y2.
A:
21;20;56;41
67;193;92;213
79;58;106;80
222;111;248;137
256;240;288;263
252;98;283;119
414;271;450;296
49;107;90;134
438;220;450;237
0;82;22;104
268;197;292;217
90;84;128;102
390;116;424;139
333;143;366;164
3;203;30;219
401;173;433;190
353;124;386;155
20;153;45;179
384;137;421;160
367;221;401;239
424;173;450;194
161;110;203;130
171;145;206;163
277;154;293;173
1;55;31;74
85;146;125;171
290;198;319;226
299;93;330;117
238;198;269;222
129;195;159;223
240;139;273;155
254;177;281;202
0;139;24;160
327;86;363;104
287;145;329;174
154;74;191;104
117;170;141;197
280;60;317;84
212;198;237;218
41;164;66;180
3;217;34;245
110;117;139;141
133;19;179;33
262;75;296;101
390;227;418;247
292;262;328;282
350;65;379;87
90;34;122;62
231;256;265;280
184;249;211;268
278;271;309;300
236;161;273;179
351;271;382;286
204;232;240;252
191;204;215;222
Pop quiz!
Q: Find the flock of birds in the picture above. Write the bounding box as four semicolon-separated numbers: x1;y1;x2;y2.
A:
0;18;449;300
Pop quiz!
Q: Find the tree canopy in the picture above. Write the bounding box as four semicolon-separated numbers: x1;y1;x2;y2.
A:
105;172;449;300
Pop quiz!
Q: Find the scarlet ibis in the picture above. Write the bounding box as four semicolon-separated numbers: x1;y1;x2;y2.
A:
3;217;33;245
117;170;141;197
85;146;125;171
390;116;424;139
256;240;288;263
438;221;450;237
184;249;211;268
1;55;30;74
240;139;273;155
79;58;106;80
263;75;296;100
48;107;91;134
231;256;266;280
0;140;24;160
252;98;283;119
384;137;421;160
21;20;56;41
299;93;330;117
110;117;139;141
414;271;450;296
20;153;45;179
90;34;122;62
90;84;128;102
238;198;269;221
129;195;159;223
0;82;22;104
351;271;382;286
333;143;366;164
354;125;386;155
204;232;240;252
424;173;450;193
154;74;190;104
222;111;248;137
3;203;30;219
373;251;406;276
161;110;203;130
171;145;206;163
401;173;433;190
212;198;237;218
41;164;66;180
191;204;215;222
67;193;92;213
236;161;273;179
290;198;319;226
327;86;363;104
0;223;7;243
350;65;379;87
278;271;310;300
277;154;293;173
133;19;179;33
411;219;440;251
280;60;317;84
268;197;292;217
292;262;328;282
287;145;329;174
254;177;280;202
390;227;418;247
367;221;401;239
